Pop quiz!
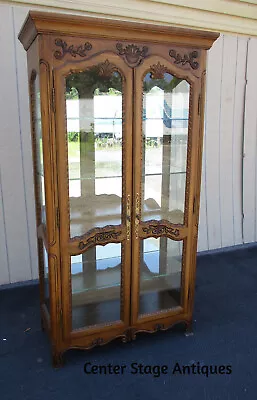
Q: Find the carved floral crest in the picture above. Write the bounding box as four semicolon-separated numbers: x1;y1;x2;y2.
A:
116;43;148;66
98;60;117;78
149;62;168;79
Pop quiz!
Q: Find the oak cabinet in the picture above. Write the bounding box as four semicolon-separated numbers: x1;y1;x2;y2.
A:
19;11;219;366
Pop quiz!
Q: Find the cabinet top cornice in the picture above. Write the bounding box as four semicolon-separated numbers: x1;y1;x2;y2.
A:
18;11;219;51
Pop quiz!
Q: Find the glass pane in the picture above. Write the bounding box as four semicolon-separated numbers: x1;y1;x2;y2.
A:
32;75;46;225
66;68;123;237
139;237;183;316
141;73;189;224
42;242;49;309
71;243;122;329
37;175;46;225
38;239;49;310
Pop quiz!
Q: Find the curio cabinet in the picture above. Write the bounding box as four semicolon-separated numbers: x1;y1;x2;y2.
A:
19;11;219;366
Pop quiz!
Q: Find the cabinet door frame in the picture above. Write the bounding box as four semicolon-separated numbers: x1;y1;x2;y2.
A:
54;52;133;341
131;54;201;327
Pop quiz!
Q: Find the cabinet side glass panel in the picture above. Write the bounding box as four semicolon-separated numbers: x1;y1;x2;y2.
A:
141;73;189;224
31;74;48;307
43;243;49;308
32;74;46;225
71;243;122;329
65;68;123;238
139;237;183;316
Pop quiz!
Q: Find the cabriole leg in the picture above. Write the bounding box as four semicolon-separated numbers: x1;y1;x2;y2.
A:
184;320;194;337
52;349;64;368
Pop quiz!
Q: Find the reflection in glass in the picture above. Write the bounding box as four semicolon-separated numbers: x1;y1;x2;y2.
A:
141;73;190;224
71;243;122;329
42;242;49;308
32;75;48;309
33;75;46;225
66;68;123;237
139;238;183;316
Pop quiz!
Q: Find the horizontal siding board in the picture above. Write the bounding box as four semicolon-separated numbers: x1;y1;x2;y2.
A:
243;37;257;243
148;0;257;19
0;4;31;283
6;0;257;36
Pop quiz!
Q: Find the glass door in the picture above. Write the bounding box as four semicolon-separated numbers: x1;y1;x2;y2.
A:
55;53;133;336
131;56;195;324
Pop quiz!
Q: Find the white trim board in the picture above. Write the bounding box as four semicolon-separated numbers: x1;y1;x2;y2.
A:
2;0;257;36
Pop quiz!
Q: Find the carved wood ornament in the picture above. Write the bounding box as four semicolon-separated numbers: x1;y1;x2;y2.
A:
116;43;148;66
154;323;165;331
169;49;199;69
142;224;180;238
91;337;104;346
149;62;168;79
78;229;122;251
54;39;92;59
97;59;117;78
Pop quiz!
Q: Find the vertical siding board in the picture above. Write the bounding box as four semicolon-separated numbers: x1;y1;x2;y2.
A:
254;117;257;242
219;35;237;247
243;37;257;243
232;37;248;245
0;170;9;285
198;136;208;251
13;6;38;279
204;35;223;250
0;4;31;283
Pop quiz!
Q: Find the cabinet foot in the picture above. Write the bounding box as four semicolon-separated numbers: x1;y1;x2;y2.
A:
40;316;45;332
122;335;129;343
122;329;135;343
52;350;64;368
184;321;194;337
131;329;136;341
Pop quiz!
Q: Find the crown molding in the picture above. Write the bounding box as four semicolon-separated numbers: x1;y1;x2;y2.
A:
19;10;219;50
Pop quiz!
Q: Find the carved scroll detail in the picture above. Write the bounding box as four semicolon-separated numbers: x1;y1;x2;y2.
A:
169;49;199;70
54;39;92;59
154;323;165;331
142;224;180;238
149;62;168;79
116;43;148;66
91;337;104;347
78;230;122;250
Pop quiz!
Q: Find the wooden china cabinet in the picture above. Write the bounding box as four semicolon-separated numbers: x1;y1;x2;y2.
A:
19;11;219;366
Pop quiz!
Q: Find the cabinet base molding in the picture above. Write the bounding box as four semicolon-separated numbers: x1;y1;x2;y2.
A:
51;317;192;367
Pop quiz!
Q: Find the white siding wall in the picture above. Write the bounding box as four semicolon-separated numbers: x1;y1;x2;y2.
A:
0;3;257;284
